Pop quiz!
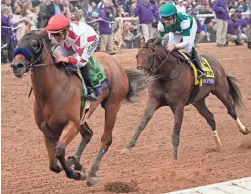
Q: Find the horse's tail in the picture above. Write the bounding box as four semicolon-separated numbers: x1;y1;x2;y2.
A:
125;68;148;102
227;76;243;108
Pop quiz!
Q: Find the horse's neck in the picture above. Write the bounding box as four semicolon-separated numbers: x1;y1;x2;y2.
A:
156;49;177;76
31;65;62;102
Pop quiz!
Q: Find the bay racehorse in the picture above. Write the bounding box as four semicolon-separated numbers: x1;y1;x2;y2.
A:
11;32;147;186
121;39;250;160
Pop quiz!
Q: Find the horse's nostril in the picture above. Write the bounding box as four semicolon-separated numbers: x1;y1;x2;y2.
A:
17;63;25;69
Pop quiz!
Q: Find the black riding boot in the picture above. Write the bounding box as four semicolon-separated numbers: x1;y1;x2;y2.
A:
80;65;98;101
248;41;251;49
190;47;206;78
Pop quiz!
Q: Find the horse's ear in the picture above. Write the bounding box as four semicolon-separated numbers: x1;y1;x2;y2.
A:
38;27;48;39
37;27;51;46
153;37;162;46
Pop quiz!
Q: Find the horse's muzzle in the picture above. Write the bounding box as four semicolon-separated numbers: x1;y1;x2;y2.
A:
11;62;26;78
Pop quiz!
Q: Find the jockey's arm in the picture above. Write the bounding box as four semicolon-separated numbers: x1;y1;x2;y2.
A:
68;32;99;67
175;35;190;49
174;20;191;49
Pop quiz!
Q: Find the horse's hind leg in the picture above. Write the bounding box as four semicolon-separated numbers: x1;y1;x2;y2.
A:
55;121;85;180
67;122;93;172
121;98;159;155
213;89;249;135
193;98;222;150
86;102;121;187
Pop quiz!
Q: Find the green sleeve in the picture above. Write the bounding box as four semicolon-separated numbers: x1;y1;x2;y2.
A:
182;29;190;36
158;31;165;38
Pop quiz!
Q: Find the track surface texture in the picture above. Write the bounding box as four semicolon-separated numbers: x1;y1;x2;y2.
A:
2;44;251;194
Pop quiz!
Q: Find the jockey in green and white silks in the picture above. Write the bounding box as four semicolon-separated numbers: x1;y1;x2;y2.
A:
157;3;205;78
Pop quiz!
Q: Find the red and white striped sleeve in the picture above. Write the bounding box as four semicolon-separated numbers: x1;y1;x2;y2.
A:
67;23;99;66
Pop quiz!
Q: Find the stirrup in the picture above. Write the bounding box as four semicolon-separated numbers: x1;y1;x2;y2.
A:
84;87;98;101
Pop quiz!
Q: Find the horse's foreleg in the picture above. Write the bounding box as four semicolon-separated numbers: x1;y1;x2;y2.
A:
43;134;62;173
193;99;222;150
67;123;93;171
86;103;120;187
41;122;62;173
55;121;85;180
121;98;159;155
171;104;184;160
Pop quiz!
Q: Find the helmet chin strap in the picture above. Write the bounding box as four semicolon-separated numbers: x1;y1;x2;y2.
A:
63;29;68;40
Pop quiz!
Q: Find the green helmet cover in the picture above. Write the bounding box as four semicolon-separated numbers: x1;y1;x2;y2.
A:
159;3;177;17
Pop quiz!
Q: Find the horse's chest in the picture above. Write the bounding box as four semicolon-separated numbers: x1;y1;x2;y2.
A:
42;103;67;122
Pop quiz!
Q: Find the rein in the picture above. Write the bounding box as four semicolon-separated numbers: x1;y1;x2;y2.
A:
138;43;173;75
137;42;180;81
151;50;171;75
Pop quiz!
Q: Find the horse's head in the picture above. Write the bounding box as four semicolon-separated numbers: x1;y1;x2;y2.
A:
136;38;166;75
11;32;46;78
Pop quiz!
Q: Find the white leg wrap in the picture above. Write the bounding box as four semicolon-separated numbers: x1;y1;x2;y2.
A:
212;130;222;149
236;117;246;133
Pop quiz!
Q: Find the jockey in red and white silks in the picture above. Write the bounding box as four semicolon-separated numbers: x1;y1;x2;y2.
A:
49;21;99;68
47;14;99;100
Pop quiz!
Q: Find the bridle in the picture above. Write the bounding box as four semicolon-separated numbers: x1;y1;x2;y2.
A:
13;38;51;73
137;43;171;75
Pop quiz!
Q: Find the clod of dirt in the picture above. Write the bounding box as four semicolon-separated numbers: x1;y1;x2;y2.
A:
240;138;251;150
104;181;138;193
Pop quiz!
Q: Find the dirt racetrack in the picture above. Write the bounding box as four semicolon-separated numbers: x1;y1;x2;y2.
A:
2;44;251;194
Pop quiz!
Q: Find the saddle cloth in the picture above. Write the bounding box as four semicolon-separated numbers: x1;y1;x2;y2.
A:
66;56;109;124
177;50;215;86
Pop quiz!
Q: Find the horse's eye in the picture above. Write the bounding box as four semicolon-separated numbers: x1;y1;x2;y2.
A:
31;40;38;47
30;40;41;52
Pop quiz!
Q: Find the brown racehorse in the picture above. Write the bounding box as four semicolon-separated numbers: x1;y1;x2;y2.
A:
121;39;250;160
11;32;147;186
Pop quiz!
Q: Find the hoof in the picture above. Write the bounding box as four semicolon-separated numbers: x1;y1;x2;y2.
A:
49;165;62;173
86;176;98;187
74;170;86;181
240;127;250;135
214;139;223;150
120;148;131;155
74;162;83;171
217;144;223;151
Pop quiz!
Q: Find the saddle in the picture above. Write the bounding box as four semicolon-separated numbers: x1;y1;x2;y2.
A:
173;50;215;104
54;56;108;102
174;50;215;86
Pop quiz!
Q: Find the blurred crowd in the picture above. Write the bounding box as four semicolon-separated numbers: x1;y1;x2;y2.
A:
1;0;251;63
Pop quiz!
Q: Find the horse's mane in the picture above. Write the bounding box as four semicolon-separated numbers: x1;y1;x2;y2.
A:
145;38;189;62
145;38;164;49
38;28;52;48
